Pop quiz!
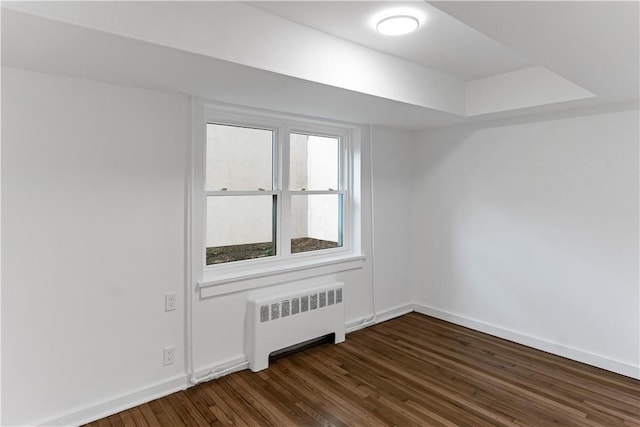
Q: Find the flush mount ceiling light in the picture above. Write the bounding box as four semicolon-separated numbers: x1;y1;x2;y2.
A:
376;15;420;36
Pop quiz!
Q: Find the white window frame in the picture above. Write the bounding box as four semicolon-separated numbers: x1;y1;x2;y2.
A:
191;100;365;297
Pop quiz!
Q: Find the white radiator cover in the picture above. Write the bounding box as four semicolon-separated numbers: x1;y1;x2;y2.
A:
245;282;346;372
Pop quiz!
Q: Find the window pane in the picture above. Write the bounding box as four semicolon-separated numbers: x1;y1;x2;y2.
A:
290;133;339;191
207;124;273;191
207;195;276;264
291;194;342;254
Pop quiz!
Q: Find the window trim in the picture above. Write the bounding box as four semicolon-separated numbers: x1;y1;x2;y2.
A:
191;100;364;293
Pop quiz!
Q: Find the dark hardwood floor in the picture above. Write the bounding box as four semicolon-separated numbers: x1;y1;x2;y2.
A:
86;313;640;426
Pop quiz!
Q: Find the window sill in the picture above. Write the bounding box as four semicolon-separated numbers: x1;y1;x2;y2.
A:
197;254;366;299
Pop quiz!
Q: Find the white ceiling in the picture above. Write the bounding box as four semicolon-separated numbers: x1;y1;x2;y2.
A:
0;9;466;130
432;1;640;104
246;1;531;81
1;1;638;130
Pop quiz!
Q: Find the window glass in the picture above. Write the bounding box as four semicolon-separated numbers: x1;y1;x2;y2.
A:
206;195;276;264
291;194;342;254
203;116;349;266
206;124;273;191
289;133;339;191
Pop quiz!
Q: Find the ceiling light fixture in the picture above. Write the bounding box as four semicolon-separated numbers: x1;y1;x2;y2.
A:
376;15;420;36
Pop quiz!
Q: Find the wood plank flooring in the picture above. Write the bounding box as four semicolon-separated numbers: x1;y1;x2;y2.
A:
85;313;640;426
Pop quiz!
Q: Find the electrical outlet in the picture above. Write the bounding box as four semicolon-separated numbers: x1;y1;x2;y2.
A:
163;346;176;366
165;292;176;312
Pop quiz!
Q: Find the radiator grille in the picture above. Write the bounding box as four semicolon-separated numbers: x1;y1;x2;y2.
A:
259;287;343;323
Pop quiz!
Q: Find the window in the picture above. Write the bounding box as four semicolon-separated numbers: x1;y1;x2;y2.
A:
206;124;276;264
288;133;343;255
193;102;363;291
206;124;345;265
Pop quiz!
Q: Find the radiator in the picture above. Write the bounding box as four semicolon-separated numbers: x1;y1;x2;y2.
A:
245;282;345;372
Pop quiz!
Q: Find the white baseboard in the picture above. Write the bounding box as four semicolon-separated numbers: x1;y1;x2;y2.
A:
345;315;376;333
345;303;414;334
375;303;414;324
35;374;188;426
191;355;249;384
414;303;640;380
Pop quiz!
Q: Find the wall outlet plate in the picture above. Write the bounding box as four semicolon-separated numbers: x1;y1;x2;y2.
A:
165;293;177;312
163;346;176;365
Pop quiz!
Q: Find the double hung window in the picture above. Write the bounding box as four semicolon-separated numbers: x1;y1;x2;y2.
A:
200;107;355;273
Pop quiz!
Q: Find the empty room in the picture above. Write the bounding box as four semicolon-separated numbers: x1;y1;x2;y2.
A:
1;1;639;426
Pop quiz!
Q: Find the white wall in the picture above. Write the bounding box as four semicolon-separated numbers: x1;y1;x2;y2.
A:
371;126;414;317
411;108;640;377
1;68;189;425
2;66;412;425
